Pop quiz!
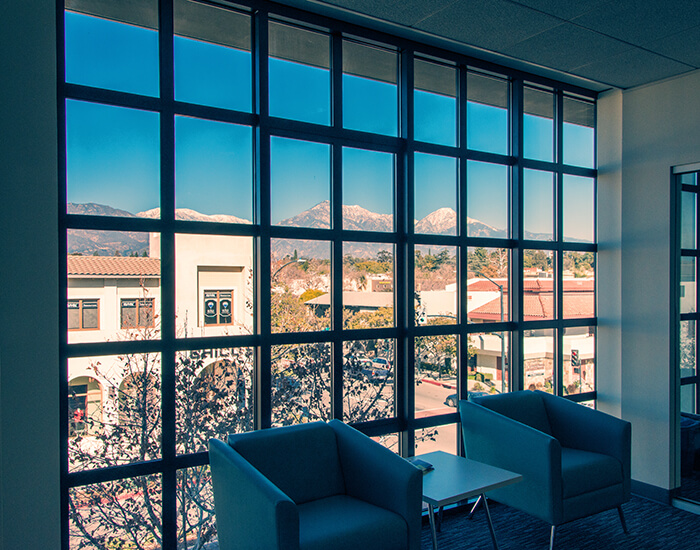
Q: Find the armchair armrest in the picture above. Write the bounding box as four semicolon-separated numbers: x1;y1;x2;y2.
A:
208;438;299;550
459;400;563;525
329;420;422;550
539;391;631;498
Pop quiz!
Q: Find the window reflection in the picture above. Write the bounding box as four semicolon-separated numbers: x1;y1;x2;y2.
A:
343;40;398;136
524;86;554;162
414;59;456;146
269;21;330;125
174;0;251;111
468;72;508;154
65;3;159;97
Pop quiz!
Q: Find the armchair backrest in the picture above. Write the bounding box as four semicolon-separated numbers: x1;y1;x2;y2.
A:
228;422;345;505
472;391;553;436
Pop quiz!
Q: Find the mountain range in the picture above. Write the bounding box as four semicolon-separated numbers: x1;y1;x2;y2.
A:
67;201;514;258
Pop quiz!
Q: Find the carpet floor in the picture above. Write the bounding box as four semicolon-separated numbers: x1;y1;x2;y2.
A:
420;495;700;549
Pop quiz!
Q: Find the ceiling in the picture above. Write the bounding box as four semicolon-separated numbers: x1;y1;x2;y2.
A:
276;0;700;91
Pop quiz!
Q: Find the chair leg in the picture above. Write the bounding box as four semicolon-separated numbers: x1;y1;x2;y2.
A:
617;505;629;534
549;525;556;550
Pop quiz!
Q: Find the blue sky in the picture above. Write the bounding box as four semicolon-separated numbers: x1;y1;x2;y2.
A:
64;10;595;238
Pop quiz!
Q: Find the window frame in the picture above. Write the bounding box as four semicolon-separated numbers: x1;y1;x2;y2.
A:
58;1;598;548
67;298;100;331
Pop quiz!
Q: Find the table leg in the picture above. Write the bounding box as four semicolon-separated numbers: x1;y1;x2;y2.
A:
481;493;499;550
428;504;438;550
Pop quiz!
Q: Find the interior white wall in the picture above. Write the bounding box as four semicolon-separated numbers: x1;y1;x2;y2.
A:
0;1;60;547
613;69;700;493
597;89;623;419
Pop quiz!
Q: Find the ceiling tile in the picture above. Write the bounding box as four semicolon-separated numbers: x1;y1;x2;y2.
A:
646;26;700;68
415;0;561;52
571;48;695;89
507;0;612;22
313;0;458;27
571;0;700;47
502;23;630;72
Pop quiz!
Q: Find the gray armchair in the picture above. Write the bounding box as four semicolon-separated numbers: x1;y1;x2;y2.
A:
209;419;422;550
459;390;631;550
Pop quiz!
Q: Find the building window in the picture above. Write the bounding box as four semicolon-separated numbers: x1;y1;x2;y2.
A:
67;299;99;330
59;1;597;548
203;290;233;325
120;298;154;329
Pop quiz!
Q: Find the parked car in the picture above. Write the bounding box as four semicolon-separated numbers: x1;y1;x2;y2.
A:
371;357;392;368
362;366;391;383
445;391;490;407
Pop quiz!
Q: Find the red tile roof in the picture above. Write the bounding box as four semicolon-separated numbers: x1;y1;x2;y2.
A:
67;255;161;278
469;291;594;321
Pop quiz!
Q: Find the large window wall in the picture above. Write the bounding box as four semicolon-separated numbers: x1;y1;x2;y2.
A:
59;0;597;548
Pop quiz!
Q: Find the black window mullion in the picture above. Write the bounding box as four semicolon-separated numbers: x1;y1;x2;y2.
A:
254;10;272;430
458;64;469;425
331;30;344;420
510;78;524;392
398;48;412;456
158;0;177;547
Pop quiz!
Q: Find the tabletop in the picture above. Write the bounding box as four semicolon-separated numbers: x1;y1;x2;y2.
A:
414;450;522;508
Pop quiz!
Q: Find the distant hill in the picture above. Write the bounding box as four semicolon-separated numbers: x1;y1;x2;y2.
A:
67;201;563;258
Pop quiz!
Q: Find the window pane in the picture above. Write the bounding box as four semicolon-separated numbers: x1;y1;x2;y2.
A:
467;248;509;322
271;239;331;333
174;0;251;111
524;328;554;392
415;424;457;455
343;244;394;329
467;72;508;155
66;100;160;216
176;347;253;454
65;3;159;97
563;96;595;168
681;383;697;416
175;116;253;223
563;175;595;243
343;148;394;231
415;335;457;418
563;252;595;319
467;161;508;237
271;137;331;227
269;21;330;125
414;59;456;146
272;343;331;425
68;301;81;330
468;331;509;395
415;153;457;235
70;475;161;550
681;190;696;249
178;466;217;549
681;257;696;314
343;41;398;136
68;354;162;471
523;169;554;241
563;326;595;396
67;231;160;343
415;245;457;325
175;234;254;338
524;250;554;320
681;320;696;378
524;87;554;162
82;300;99;329
343;339;395;422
